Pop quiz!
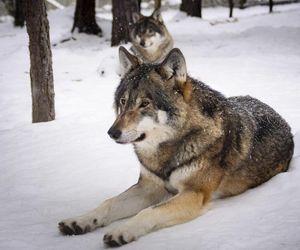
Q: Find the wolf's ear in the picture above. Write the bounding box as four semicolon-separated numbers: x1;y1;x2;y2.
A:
132;12;142;23
159;49;191;101
119;46;139;77
151;9;163;23
159;48;187;84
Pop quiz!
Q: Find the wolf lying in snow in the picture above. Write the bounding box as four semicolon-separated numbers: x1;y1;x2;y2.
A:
59;47;294;247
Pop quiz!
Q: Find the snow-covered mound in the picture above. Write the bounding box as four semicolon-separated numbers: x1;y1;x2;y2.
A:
0;3;299;250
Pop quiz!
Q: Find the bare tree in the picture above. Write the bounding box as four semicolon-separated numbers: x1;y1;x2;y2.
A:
269;0;273;13
24;0;55;123
154;0;162;9
137;0;142;10
14;0;24;27
180;0;202;18
72;0;102;36
229;0;234;17
5;0;25;27
239;0;247;9
111;0;139;46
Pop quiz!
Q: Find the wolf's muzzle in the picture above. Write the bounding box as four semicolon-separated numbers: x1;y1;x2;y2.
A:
107;127;121;140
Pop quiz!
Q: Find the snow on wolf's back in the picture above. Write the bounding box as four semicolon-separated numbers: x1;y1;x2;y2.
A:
227;95;294;184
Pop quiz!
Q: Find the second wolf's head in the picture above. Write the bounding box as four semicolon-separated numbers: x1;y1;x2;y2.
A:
108;46;192;148
129;9;173;63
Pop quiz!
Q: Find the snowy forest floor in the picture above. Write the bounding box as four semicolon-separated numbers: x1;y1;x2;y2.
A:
0;3;300;250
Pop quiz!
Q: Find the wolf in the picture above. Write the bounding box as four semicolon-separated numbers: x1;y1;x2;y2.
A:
129;9;173;63
59;47;294;247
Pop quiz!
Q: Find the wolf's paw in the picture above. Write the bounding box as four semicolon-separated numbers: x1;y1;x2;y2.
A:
58;216;100;235
58;221;89;235
103;228;137;247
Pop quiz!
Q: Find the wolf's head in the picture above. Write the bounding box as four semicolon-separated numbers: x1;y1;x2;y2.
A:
130;9;169;52
108;47;192;147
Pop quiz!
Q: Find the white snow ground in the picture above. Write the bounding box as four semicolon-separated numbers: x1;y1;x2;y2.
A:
1;3;300;250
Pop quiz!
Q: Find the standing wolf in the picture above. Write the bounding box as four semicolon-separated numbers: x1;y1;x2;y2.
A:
59;47;294;247
129;9;173;63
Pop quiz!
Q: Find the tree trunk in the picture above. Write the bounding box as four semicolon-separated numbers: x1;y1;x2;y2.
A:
180;0;202;18
180;0;187;12
72;0;102;36
111;0;139;47
269;0;273;12
229;0;234;18
155;0;162;9
14;0;25;27
24;0;55;123
239;0;247;9
5;0;25;27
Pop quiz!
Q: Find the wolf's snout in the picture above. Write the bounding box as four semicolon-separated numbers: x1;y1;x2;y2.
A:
107;127;121;140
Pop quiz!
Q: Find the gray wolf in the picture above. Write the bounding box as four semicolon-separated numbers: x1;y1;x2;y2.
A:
129;9;173;63
59;47;294;247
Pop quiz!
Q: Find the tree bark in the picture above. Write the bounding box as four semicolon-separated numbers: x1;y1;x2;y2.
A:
229;0;234;18
72;0;102;36
111;0;140;47
24;0;55;123
180;0;202;18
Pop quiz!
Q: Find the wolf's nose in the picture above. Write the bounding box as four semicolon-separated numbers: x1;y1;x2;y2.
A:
140;40;145;47
107;128;121;140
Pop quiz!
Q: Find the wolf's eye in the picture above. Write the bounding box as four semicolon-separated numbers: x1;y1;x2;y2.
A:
140;100;150;108
120;98;126;105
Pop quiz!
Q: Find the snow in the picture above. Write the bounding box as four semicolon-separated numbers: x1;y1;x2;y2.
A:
1;3;300;250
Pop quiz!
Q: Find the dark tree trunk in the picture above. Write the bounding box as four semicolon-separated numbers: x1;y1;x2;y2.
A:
5;0;25;27
229;0;234;18
72;0;102;36
24;0;55;123
111;0;139;47
239;0;247;9
269;0;273;12
155;0;162;9
180;0;187;12
14;0;25;27
180;0;202;18
199;0;202;18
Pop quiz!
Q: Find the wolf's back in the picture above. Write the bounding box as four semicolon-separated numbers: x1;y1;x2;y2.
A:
228;95;294;182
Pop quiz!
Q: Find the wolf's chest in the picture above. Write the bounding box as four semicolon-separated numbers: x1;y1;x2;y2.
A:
140;164;179;193
140;160;200;194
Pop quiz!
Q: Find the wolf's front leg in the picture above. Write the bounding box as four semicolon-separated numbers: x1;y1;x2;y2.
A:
58;175;169;235
103;190;210;247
